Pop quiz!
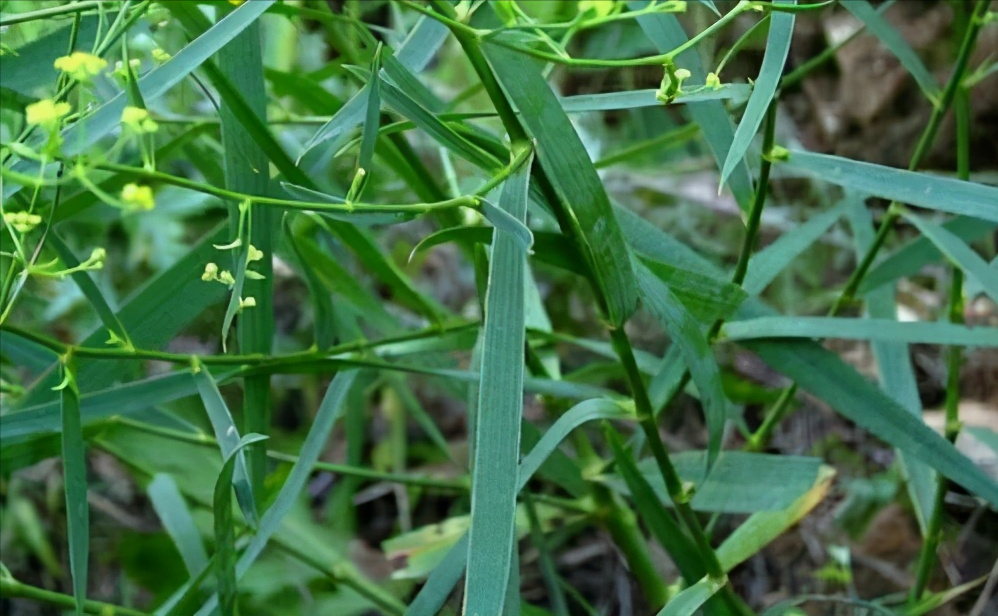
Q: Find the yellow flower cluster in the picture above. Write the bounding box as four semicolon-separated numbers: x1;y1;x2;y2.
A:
25;99;70;129
54;51;107;82
121;183;155;211
202;262;237;287
121;106;159;133
3;211;43;233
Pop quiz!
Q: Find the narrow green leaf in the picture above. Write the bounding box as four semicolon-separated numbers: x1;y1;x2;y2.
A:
464;152;533;616
603;451;823;514
482;41;639;326
641;259;748;324
859;216;998;294
191;362;258;528
716;466;835;571
739;333;998;506
1;369;226;450
743;200;848;296
214;433;269;616
720;0;795;187
559;86;752;112
656;575;726;616
195;370;361;615
300;15;450;157
378;76;500;170
404;534;470;616
719;316;998;346
148;474;209;576
842;1;939;100
782;151;998;222
480;197;534;253
357;47;383;196
519;399;634;491
59;364;88;616
903;211;998;305
636;263;727;468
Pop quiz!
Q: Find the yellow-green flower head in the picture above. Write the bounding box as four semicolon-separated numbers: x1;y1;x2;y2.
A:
247;244;264;262
238;296;256;310
579;0;615;17
3;211;43;233
25;99;71;129
151;48;171;63
121;106;159;133
54;51;107;82
121;183;155;211
202;262;219;281
706;72;722;90
86;247;107;268
113;58;142;80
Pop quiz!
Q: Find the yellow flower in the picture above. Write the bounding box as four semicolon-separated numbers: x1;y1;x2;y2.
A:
54;51;107;82
218;270;236;287
228;0;246;4
25;99;71;129
121;106;159;133
247;244;264;262
3;211;43;233
238;296;256;311
705;72;722;90
113;58;142;80
121;183;155;211
151;48;171;63
202;262;219;281
579;0;615;17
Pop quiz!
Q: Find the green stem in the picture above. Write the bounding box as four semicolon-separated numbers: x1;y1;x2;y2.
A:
0;576;149;616
0;159;482;215
0;0;106;26
911;7;975;592
731;102;777;287
0;320;477;366
610;328;725;580
596;483;669;607
426;0;529;145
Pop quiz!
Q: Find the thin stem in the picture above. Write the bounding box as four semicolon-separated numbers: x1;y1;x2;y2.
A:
731;102;778;287
109;416;469;490
0;320;477;366
610;328;726;580
473;0;753;69
911;7;975;593
0;0;105;26
0;159;482;215
0;576;149;616
426;0;529;145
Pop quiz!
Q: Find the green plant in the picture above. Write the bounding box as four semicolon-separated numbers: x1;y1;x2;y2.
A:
1;1;997;615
